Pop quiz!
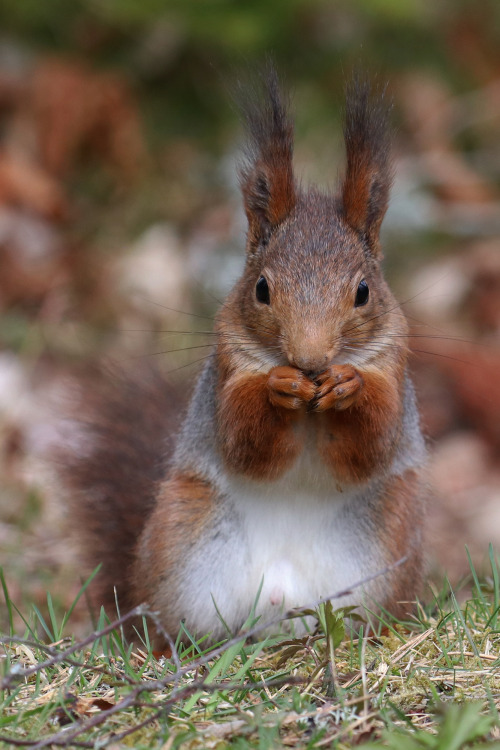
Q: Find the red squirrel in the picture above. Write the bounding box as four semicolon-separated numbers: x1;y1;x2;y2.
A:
63;69;427;645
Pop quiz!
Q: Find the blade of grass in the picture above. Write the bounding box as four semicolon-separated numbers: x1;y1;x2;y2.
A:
46;592;60;642
60;566;101;635
449;585;480;659
0;568;14;636
31;603;54;642
465;546;487;612
488;543;499;631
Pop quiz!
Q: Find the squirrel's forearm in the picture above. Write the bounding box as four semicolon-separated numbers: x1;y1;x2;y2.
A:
216;372;303;480
318;367;403;483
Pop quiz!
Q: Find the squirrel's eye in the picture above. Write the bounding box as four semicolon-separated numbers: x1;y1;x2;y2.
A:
355;279;369;307
255;275;270;305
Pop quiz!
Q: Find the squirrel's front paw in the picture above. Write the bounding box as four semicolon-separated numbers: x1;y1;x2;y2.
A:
268;366;316;410
311;364;364;412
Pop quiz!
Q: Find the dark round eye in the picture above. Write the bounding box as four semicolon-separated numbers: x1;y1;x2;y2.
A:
355;279;369;307
255;275;270;305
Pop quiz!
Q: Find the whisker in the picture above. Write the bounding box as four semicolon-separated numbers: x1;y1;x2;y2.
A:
408;348;476;366
121;327;286;353
189;274;229;309
120;328;218;336
342;273;461;339
133;296;216;322
370;333;476;344
121;319;281;342
403;314;456;334
364;332;488;353
135;289;281;341
218;314;279;339
125;337;285;362
396;272;459;308
401;292;462;304
127;343;216;359
341;299;404;338
164;354;216;375
347;340;476;367
344;344;405;357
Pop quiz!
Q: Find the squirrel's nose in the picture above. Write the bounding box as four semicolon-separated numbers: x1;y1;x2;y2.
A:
287;350;332;376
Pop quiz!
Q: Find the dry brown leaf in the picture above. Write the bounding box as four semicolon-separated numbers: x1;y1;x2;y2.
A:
0;152;67;217
398;74;497;204
31;57;146;179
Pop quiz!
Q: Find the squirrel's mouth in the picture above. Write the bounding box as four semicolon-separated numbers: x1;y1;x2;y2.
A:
247;340;357;377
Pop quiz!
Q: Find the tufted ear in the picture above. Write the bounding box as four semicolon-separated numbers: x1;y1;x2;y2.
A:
239;66;296;253
341;76;393;256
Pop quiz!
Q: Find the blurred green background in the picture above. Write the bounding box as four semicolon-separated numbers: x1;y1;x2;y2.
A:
0;0;499;632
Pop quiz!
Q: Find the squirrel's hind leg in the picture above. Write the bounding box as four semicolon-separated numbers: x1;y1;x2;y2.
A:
373;468;426;620
132;471;218;645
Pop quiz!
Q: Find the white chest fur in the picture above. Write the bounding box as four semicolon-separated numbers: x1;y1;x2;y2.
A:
177;443;387;640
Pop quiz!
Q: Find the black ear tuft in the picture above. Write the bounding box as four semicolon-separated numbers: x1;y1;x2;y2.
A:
341;75;393;255
238;64;296;253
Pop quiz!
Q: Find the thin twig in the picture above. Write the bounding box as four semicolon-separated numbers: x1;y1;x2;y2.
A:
1;558;407;748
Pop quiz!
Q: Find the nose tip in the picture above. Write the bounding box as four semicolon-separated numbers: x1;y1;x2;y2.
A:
287;350;331;375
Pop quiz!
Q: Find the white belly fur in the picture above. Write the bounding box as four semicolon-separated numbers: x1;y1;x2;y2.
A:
177;442;387;640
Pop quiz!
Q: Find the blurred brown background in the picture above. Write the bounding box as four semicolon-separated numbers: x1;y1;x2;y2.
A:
0;0;499;632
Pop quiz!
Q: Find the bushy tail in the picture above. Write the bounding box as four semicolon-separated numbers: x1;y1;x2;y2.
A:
57;366;183;616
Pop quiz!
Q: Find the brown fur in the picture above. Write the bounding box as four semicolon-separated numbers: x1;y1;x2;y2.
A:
317;365;405;484
217;369;307;479
239;66;296;252
133;472;216;626
341;76;393;254
377;469;425;618
58;367;182;616
61;68;425;643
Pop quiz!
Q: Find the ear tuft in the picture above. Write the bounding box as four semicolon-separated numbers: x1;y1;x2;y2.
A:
341;75;393;255
239;64;296;252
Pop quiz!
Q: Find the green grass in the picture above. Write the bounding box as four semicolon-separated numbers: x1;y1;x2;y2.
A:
1;552;500;749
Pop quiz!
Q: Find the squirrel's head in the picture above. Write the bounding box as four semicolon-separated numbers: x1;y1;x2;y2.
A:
225;67;404;377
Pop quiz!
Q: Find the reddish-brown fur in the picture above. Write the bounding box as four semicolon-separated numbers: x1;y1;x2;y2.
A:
239;69;296;252
61;68;426;644
217;368;311;479
317;365;405;484
341;76;392;254
57;367;182;617
133;472;216;620
377;469;425;618
217;358;406;487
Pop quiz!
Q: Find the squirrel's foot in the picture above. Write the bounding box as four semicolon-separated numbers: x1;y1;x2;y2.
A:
268;366;316;410
311;364;364;412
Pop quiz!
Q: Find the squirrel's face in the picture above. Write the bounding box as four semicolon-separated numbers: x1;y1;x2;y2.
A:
239;197;402;377
231;70;403;376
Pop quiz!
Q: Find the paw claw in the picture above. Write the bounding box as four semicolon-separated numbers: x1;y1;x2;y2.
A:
268;366;315;410
311;364;363;412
